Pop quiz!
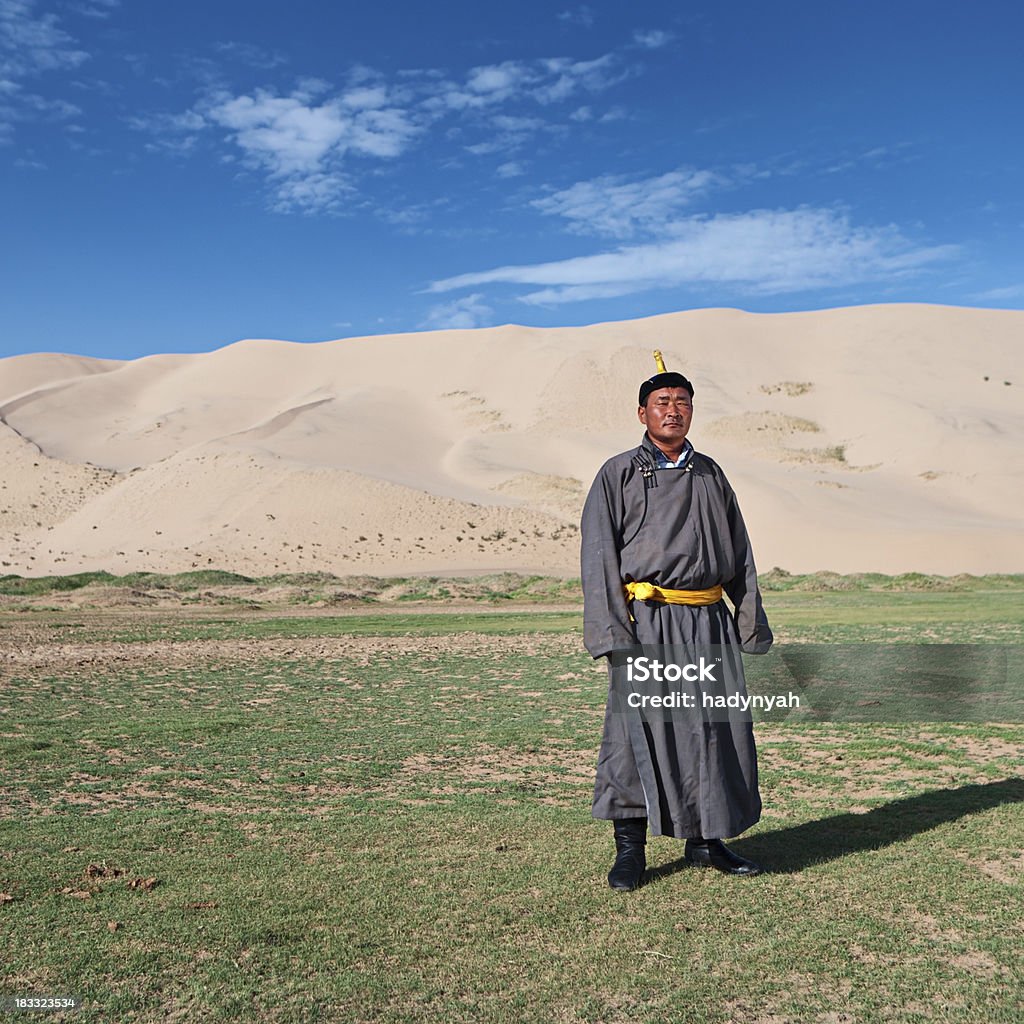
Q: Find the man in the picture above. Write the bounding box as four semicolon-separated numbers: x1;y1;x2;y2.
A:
581;351;773;890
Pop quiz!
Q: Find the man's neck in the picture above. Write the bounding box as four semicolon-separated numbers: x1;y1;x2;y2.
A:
648;435;687;462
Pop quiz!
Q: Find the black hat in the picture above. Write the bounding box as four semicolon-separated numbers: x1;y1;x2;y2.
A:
638;350;693;405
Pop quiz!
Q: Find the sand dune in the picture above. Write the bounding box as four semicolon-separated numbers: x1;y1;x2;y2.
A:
1;304;1022;576
0;352;123;405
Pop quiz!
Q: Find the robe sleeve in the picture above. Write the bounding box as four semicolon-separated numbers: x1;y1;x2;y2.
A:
721;474;774;655
581;461;637;659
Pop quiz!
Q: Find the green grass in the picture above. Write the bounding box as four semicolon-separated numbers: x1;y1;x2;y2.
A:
0;589;1021;1022
3;568;1022;604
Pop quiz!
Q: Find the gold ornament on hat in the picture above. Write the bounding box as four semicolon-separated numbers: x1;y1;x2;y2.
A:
653;350;667;373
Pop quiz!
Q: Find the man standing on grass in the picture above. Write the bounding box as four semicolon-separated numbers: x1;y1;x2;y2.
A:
581;351;773;890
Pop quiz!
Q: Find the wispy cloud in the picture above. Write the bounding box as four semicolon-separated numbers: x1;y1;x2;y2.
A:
68;0;119;19
0;0;88;77
213;40;288;70
537;53;627;102
15;89;79;119
531;168;720;238
496;160;525;178
970;283;1024;302
197;85;419;211
271;172;353;214
428;207;957;304
463;113;547;155
438;60;538;110
126;108;205;153
557;6;594;28
427;52;624;113
0;0;89;137
632;29;674;49
824;141;918;175
210;87;416;165
422;293;493;329
138;44;641;213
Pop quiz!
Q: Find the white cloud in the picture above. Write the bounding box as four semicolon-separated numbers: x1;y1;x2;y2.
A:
558;6;595;28
271;172;352;214
341;85;389;110
141;43;640;215
0;0;88;77
18;89;79;118
429;51;622;113
128;109;205;133
347;105;416;157
497;161;525;178
199;86;419;211
422;293;493;329
0;0;87;134
428;208;957;304
68;0;119;18
464;113;548;155
824;141;918;175
467;62;532;96
134;80;425;212
534;53;623;103
436;60;538;111
214;40;288;70
971;283;1024;302
378;203;432;228
633;29;674;49
532;168;720;238
127;109;204;154
208;92;348;173
493;114;547;132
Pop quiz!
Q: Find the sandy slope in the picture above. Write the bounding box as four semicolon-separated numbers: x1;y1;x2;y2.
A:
1;304;1021;576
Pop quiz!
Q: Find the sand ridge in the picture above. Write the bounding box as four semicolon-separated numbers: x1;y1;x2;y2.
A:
1;304;1021;576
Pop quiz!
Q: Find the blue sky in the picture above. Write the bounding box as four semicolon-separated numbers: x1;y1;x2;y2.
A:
2;0;1023;359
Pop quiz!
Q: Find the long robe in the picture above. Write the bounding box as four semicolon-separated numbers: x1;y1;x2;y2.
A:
581;433;773;839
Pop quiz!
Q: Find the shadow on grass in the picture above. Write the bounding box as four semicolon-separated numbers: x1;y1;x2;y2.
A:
646;777;1024;880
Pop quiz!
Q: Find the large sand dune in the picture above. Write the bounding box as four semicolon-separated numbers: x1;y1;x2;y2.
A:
1;304;1021;577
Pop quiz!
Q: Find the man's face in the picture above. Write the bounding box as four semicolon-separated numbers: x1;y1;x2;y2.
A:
638;387;693;448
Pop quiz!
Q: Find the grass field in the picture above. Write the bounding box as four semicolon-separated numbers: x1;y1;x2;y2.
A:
1;576;1022;1023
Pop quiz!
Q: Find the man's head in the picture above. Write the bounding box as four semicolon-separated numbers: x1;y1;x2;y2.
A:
638;385;693;451
637;352;694;453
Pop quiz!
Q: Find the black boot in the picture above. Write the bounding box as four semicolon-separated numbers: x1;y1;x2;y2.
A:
684;838;762;876
608;818;647;891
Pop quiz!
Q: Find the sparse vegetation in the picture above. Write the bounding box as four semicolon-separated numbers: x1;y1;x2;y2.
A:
0;590;1020;1022
759;380;814;397
0;569;256;596
2;571;1023;614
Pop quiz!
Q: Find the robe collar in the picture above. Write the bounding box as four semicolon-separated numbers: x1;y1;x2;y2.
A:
641;433;693;469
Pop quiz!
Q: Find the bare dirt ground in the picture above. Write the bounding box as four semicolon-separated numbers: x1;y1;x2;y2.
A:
0;605;583;681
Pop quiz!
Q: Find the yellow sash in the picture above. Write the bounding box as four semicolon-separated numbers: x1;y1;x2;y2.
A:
624;581;723;606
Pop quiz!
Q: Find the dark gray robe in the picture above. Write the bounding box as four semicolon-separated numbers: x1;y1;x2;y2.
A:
581;433;773;839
